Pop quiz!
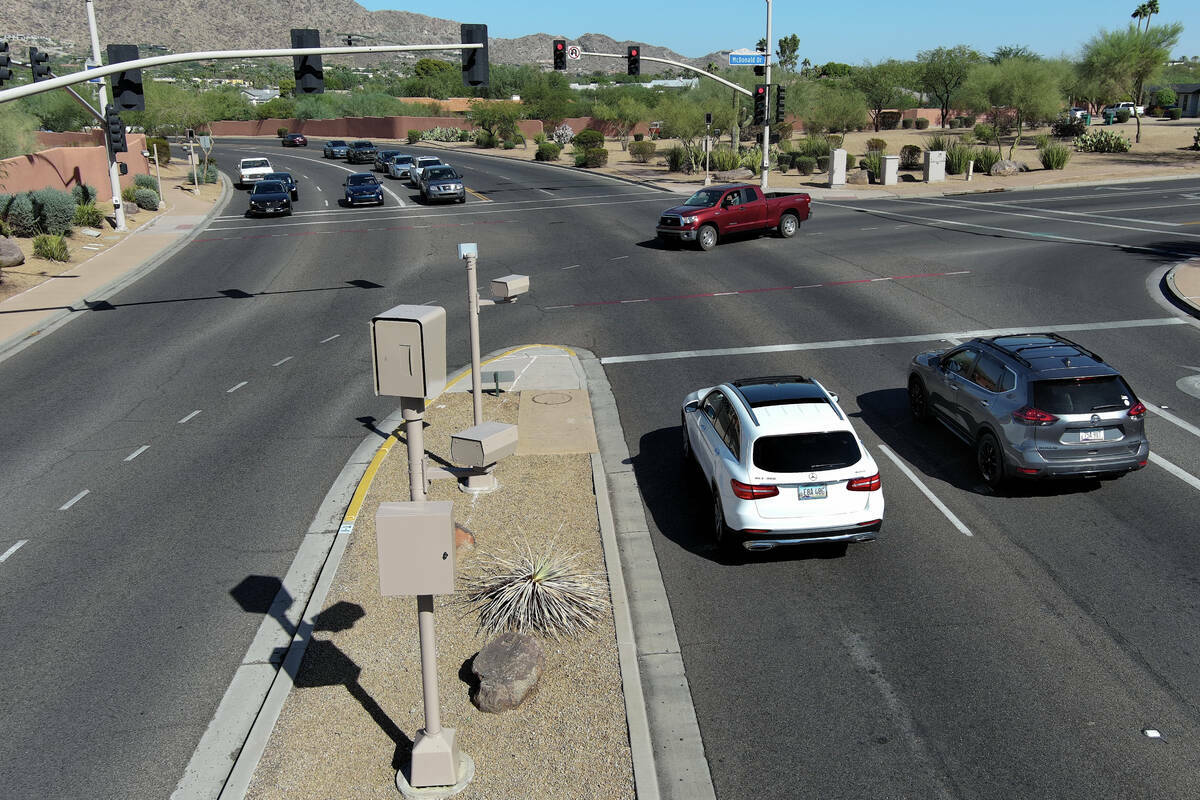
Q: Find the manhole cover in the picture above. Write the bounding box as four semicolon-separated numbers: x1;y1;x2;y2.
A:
531;391;572;405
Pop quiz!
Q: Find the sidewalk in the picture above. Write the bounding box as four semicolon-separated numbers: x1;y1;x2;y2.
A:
0;172;229;360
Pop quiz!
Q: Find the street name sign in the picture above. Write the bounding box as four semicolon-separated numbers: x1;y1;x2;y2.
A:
728;50;767;66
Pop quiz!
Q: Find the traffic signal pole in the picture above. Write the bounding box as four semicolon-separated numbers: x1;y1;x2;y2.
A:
761;0;773;193
85;0;126;231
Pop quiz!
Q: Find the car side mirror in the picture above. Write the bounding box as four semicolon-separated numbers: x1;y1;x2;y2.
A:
829;392;839;403
684;401;699;412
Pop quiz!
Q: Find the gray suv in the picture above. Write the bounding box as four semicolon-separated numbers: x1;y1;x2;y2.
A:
907;333;1149;487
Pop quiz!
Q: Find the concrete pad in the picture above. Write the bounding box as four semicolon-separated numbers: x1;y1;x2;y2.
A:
445;348;582;393
515;388;599;454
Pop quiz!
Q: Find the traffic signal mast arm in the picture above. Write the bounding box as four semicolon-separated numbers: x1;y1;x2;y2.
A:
578;50;753;97
0;41;484;103
4;54;104;121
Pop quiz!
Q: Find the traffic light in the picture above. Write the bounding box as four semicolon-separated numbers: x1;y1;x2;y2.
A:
461;23;488;87
290;28;323;94
774;85;786;124
753;84;768;125
627;45;640;76
106;44;144;111
0;42;12;87
105;105;127;154
754;65;765;77
553;40;566;70
29;47;50;81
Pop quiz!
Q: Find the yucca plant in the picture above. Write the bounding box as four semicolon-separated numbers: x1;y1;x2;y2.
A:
462;541;609;638
33;233;70;262
973;147;1001;174
1040;142;1071;170
923;133;951;152
708;146;740;171
1033;134;1051;151
945;142;976;175
860;150;883;179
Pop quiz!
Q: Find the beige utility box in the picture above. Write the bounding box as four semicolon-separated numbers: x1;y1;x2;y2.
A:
371;304;447;399
376;501;456;596
490;274;530;301
451;421;519;467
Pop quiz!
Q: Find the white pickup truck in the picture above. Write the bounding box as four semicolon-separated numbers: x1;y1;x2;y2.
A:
1102;101;1146;117
237;157;274;188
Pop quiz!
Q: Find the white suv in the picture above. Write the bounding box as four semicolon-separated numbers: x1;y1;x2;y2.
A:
681;375;884;553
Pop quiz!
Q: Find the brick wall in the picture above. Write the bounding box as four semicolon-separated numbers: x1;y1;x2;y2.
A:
209;116;543;140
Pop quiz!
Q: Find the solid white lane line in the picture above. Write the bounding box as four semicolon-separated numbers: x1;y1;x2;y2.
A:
272;356;293;367
610;255;629;261
0;540;28;562
877;445;973;537
620;299;650;304
600;317;1187;365
178;410;201;424
59;490;89;510
561;264;580;270
227;381;248;393
897;196;1198;236
319;334;340;343
124;445;150;462
1145;403;1200;440
1149;452;1200;492
538;188;554;196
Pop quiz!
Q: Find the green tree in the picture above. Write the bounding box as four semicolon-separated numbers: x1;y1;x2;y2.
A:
851;60;916;131
917;45;983;127
520;70;574;124
1080;22;1182;142
657;95;707;171
799;80;868;134
0;104;40;159
961;59;1065;156
197;87;253;122
776;34;801;73
19;90;94;132
819;62;853;79
990;45;1040;63
467;100;523;140
592;96;649;150
1131;0;1160;33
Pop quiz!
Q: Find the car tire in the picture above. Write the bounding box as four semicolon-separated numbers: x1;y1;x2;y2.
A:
908;376;932;422
458;195;466;204
976;431;1007;490
778;212;799;238
291;191;299;201
711;485;731;548
697;224;718;251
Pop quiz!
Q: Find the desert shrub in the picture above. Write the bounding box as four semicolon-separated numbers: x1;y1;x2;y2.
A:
121;186;137;203
1193;128;1200;150
708;146;740;171
826;134;844;148
776;157;788;174
633;133;644;141
0;219;10;237
1033;134;1051;151
860;150;883;178
31;188;75;236
502;139;517;150
739;145;762;173
71;184;99;205
945;142;975;175
664;145;689;172
475;131;497;148
1168;108;1182;120
187;163;218;184
458;129;473;142
878;111;902;130
865;137;887;153
964;116;977;126
1074;129;1131;153
948;118;961;128
534;132;547;144
1147;106;1163;117
1040;142;1071;169
923;133;951;152
794;155;816;175
1051;116;1086;138
973;148;1001;174
33;233;70;262
1115;108;1131;123
1153;88;1177;108
899;144;923;169
628;140;656;163
572;129;605;149
134;173;159;193
0;193;12;219
973;123;996;142
535;142;561;161
133;187;159;210
795;135;831;159
276;127;289;138
407;130;420;144
72;202;104;228
146;136;171;165
551;123;574;145
915;118;930;130
6;193;38;237
578;147;607;167
845;154;856;170
816;154;830;172
901;118;914;129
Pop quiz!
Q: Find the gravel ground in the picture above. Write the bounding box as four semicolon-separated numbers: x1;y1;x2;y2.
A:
245;389;634;799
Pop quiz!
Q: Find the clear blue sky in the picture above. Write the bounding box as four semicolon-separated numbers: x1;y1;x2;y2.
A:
360;0;1198;64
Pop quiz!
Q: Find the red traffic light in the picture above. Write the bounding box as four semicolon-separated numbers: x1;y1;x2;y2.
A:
556;42;563;51
755;85;765;95
630;48;638;57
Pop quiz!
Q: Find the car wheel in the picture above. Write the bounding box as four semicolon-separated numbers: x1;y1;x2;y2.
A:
458;195;466;204
697;224;718;251
976;431;1007;489
711;485;731;547
778;212;799;238
291;191;299;201
908;376;932;422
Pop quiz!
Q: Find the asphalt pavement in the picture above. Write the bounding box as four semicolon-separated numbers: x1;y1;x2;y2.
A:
3;141;1200;800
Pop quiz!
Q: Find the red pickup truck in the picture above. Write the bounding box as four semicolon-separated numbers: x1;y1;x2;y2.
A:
656;183;812;251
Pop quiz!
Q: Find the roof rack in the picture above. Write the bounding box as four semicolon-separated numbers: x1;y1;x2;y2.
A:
979;333;1104;367
730;375;810;388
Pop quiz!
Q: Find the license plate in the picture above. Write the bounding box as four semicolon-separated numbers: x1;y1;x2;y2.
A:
1079;429;1105;442
798;484;827;500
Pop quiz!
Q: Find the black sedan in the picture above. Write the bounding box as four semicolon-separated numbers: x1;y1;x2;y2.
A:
343;173;384;206
282;133;308;147
262;171;299;201
246;180;293;216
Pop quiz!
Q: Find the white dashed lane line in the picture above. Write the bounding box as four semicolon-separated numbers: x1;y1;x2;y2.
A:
273;356;293;366
59;490;89;511
1;540;28;562
319;334;340;343
227;381;248;393
124;445;150;462
178;410;201;424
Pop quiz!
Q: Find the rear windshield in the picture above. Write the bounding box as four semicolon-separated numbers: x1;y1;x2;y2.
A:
241;159;269;168
1032;376;1135;414
351;141;373;147
252;181;284;194
752;432;862;473
329;140;346;146
347;174;377;186
393;155;413;164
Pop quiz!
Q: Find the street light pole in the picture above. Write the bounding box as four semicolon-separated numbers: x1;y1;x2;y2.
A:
760;0;773;193
84;0;126;232
464;251;484;428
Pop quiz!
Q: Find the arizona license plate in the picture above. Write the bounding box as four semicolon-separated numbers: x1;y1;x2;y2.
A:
1079;429;1105;442
798;484;828;500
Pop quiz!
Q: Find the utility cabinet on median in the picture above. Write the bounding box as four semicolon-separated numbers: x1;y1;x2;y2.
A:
371;304;447;399
376;501;456;596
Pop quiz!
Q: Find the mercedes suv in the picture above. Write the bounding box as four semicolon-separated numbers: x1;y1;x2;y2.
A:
907;333;1149;488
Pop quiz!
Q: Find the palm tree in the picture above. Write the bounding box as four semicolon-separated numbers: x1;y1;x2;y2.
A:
1131;3;1149;33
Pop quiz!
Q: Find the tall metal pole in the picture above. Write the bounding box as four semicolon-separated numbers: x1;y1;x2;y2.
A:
403;398;427;503
760;0;773;193
85;0;127;232
465;253;483;427
417;594;442;736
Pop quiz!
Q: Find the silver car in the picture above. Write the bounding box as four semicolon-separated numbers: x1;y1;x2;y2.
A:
386;154;416;179
907;333;1149;488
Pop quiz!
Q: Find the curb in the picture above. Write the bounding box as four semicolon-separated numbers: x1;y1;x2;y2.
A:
1164;260;1200;318
0;173;233;363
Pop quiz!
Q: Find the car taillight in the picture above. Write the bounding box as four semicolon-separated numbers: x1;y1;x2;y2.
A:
730;479;778;500
847;473;881;492
1013;406;1058;425
1128;401;1146;418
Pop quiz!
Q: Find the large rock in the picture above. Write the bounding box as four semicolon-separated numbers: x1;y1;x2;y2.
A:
846;168;870;185
0;237;25;268
990;159;1022;177
470;631;544;713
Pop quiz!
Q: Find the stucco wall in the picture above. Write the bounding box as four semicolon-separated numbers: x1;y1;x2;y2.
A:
0;134;149;195
209;116;543;139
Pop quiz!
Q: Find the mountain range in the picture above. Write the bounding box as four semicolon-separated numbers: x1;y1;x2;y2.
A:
2;1;724;73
